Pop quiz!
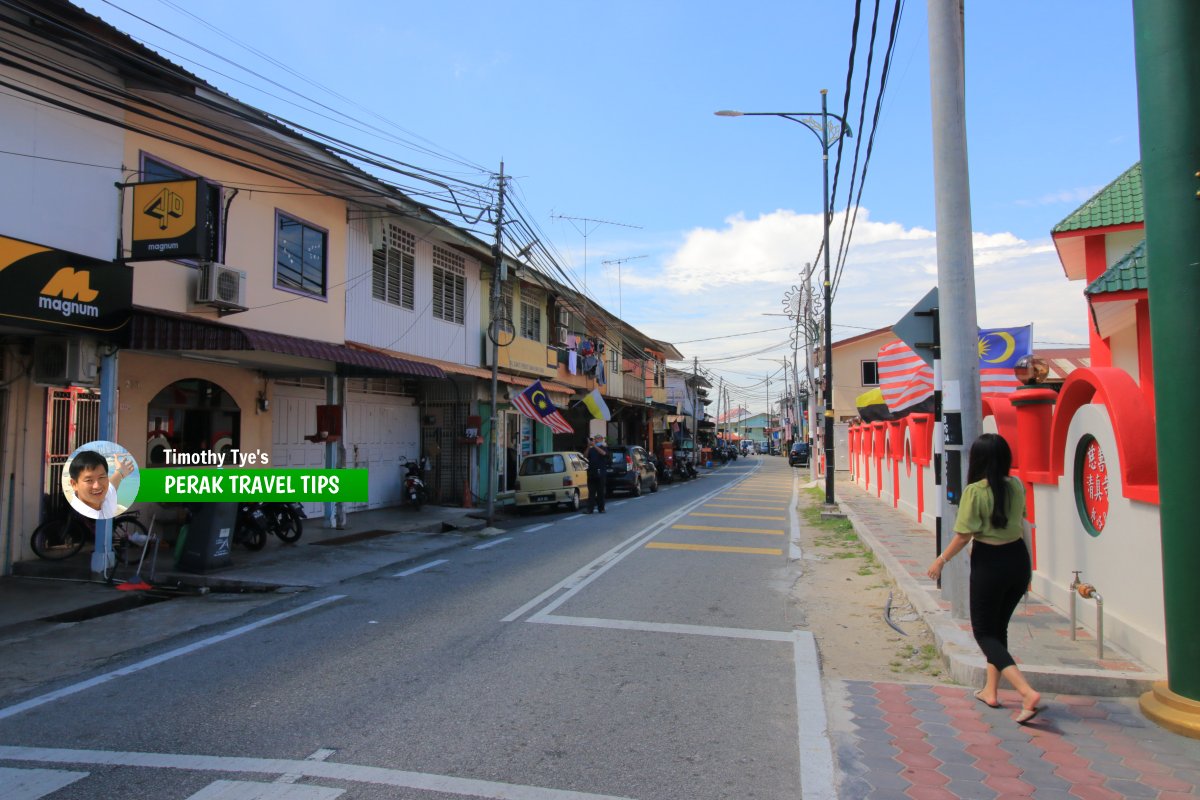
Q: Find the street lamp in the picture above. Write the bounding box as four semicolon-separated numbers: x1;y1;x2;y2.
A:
716;90;851;507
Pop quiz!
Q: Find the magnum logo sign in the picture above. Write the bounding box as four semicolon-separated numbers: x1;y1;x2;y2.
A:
129;178;209;261
0;234;132;331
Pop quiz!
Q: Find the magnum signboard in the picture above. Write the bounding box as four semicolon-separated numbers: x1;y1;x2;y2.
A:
129;178;210;261
0;234;132;331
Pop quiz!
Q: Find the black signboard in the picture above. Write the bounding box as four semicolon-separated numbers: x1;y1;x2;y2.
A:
0;234;133;332
129;178;210;261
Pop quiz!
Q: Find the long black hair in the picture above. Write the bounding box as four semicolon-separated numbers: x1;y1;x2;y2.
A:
966;433;1013;529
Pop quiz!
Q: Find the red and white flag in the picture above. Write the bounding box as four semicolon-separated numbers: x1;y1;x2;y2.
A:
877;339;934;414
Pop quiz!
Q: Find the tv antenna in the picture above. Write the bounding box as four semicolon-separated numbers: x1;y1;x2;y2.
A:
600;255;647;319
551;213;642;293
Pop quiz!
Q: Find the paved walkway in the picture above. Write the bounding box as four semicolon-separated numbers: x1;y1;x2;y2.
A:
836;478;1160;697
827;476;1199;799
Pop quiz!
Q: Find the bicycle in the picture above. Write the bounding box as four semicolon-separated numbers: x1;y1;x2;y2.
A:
30;508;150;565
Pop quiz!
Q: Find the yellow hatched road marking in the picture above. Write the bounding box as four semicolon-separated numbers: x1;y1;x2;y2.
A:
671;524;784;535
646;542;783;555
690;512;786;521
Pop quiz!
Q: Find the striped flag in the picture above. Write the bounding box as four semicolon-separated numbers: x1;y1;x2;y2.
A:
978;326;1033;395
511;380;574;434
878;339;934;414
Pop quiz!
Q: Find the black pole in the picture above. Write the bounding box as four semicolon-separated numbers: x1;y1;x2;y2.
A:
820;90;835;506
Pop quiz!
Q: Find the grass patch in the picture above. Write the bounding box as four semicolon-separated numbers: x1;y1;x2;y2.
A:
890;643;943;676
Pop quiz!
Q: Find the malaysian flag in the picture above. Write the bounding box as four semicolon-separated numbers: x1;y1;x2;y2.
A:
978;326;1032;395
511;380;574;434
877;339;935;415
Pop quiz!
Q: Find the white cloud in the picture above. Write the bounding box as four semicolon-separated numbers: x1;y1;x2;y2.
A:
622;207;1090;388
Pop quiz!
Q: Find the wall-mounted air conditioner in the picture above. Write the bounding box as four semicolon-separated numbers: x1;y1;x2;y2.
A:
195;261;247;311
33;337;99;386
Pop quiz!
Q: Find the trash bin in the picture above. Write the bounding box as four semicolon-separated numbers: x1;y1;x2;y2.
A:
175;503;236;573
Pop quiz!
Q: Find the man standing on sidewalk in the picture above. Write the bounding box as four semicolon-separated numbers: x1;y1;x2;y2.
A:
584;435;608;514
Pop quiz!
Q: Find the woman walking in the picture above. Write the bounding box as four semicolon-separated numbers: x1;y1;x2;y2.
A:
927;433;1042;724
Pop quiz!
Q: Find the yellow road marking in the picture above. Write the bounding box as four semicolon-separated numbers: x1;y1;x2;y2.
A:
703;504;788;511
646;542;783;556
671;524;784;535
690;512;786;521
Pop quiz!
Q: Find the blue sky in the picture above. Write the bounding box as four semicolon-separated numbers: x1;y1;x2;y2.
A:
73;1;1141;410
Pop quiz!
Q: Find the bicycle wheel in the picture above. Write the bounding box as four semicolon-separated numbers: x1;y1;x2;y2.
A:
112;515;150;565
30;516;86;560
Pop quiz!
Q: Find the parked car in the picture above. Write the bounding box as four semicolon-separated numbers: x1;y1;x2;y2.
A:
789;441;811;467
606;445;658;497
514;451;590;511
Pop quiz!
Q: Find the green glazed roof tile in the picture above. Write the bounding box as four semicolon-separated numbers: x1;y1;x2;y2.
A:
1053;163;1143;233
1085;239;1148;295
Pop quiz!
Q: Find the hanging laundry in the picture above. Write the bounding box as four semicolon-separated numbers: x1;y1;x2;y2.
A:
568;350;578;374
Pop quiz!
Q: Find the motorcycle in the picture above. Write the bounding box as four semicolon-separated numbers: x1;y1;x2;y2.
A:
400;457;426;510
264;501;305;543
234;502;270;551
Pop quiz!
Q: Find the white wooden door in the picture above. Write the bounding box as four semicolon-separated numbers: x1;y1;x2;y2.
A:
272;386;326;518
346;392;419;510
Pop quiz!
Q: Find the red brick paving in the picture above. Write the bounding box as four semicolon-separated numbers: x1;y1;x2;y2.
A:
836;681;1200;800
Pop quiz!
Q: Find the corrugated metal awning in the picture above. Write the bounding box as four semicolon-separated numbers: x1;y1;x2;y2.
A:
125;308;445;379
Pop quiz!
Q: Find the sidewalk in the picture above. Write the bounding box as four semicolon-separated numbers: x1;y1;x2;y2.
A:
825;475;1200;800
832;477;1162;698
0;502;496;635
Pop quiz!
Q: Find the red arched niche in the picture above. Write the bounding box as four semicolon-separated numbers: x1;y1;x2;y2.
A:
1048;367;1158;505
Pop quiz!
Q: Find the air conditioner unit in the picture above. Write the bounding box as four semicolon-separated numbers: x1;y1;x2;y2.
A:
195;261;247;311
33;337;99;386
556;307;570;327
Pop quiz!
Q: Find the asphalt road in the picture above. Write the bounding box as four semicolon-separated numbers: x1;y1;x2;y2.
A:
0;456;833;800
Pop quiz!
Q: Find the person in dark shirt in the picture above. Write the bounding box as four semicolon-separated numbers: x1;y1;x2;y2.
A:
584;435;608;514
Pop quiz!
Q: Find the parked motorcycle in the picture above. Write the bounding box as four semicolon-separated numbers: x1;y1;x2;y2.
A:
400;457;426;510
264;501;305;543
234;502;270;551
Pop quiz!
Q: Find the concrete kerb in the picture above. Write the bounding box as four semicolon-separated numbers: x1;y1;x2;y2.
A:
835;497;1160;698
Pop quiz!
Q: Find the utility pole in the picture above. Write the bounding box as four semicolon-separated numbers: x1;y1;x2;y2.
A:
1132;0;1200;737
485;162;507;526
928;0;982;618
691;357;699;451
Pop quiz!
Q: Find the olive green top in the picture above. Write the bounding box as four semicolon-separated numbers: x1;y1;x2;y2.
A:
953;476;1025;545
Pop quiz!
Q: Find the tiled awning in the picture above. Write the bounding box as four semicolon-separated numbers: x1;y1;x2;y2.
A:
125;308;445;379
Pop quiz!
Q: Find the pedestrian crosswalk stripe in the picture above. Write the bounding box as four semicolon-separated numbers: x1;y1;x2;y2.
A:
689;512;786;521
671;524;784;535
0;767;87;799
646;542;783;555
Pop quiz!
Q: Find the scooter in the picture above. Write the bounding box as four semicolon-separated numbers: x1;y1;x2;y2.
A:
400;457;426;510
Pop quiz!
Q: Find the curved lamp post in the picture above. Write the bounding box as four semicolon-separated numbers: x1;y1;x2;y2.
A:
715;90;851;506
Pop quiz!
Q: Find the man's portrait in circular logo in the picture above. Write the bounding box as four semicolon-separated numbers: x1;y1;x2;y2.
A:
61;440;140;520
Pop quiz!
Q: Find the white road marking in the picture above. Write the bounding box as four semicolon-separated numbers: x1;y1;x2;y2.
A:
0;747;636;800
608;500;626;507
502;474;755;623
794;631;837;800
562;514;585;521
0;595;346;722
473;537;513;550
522;523;553;533
277;748;338;784
393;559;449;577
533;614;793;642
190;779;344;798
0;767;87;799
